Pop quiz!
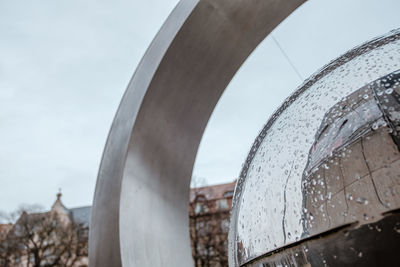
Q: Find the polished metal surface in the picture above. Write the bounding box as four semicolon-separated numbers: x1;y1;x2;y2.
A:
244;212;400;267
89;0;305;266
229;30;400;266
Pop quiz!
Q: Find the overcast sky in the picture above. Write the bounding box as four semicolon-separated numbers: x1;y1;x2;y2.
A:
0;0;399;212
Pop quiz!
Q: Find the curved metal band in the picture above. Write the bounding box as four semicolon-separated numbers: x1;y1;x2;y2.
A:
89;0;305;266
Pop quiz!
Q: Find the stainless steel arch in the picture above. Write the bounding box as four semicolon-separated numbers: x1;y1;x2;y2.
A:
89;0;305;266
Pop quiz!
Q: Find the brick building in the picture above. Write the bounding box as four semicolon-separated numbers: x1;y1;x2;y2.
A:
189;180;236;267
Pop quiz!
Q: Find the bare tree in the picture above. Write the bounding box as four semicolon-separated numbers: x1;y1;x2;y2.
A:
0;205;88;267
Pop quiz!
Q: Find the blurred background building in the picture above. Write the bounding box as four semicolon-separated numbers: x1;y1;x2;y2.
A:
0;181;236;267
189;181;236;267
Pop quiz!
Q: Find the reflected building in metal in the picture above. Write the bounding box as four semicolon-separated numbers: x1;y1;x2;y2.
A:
302;70;400;239
229;30;400;266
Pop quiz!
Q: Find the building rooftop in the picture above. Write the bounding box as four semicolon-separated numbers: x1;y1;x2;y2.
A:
189;180;236;202
69;206;91;227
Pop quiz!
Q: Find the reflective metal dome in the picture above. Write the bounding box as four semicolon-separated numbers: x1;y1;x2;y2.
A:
229;29;400;266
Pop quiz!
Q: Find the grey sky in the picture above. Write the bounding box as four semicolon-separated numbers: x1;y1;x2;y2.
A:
0;0;399;212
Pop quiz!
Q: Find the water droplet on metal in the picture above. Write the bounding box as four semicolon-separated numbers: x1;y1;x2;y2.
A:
356;197;369;205
385;88;394;94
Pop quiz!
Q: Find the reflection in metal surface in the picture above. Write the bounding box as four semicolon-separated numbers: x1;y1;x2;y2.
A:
245;212;400;267
229;30;400;266
302;72;400;238
88;0;305;266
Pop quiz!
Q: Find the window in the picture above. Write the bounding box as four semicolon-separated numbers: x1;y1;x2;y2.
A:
194;202;208;214
221;219;230;232
217;199;228;210
223;191;234;197
193;195;208;214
